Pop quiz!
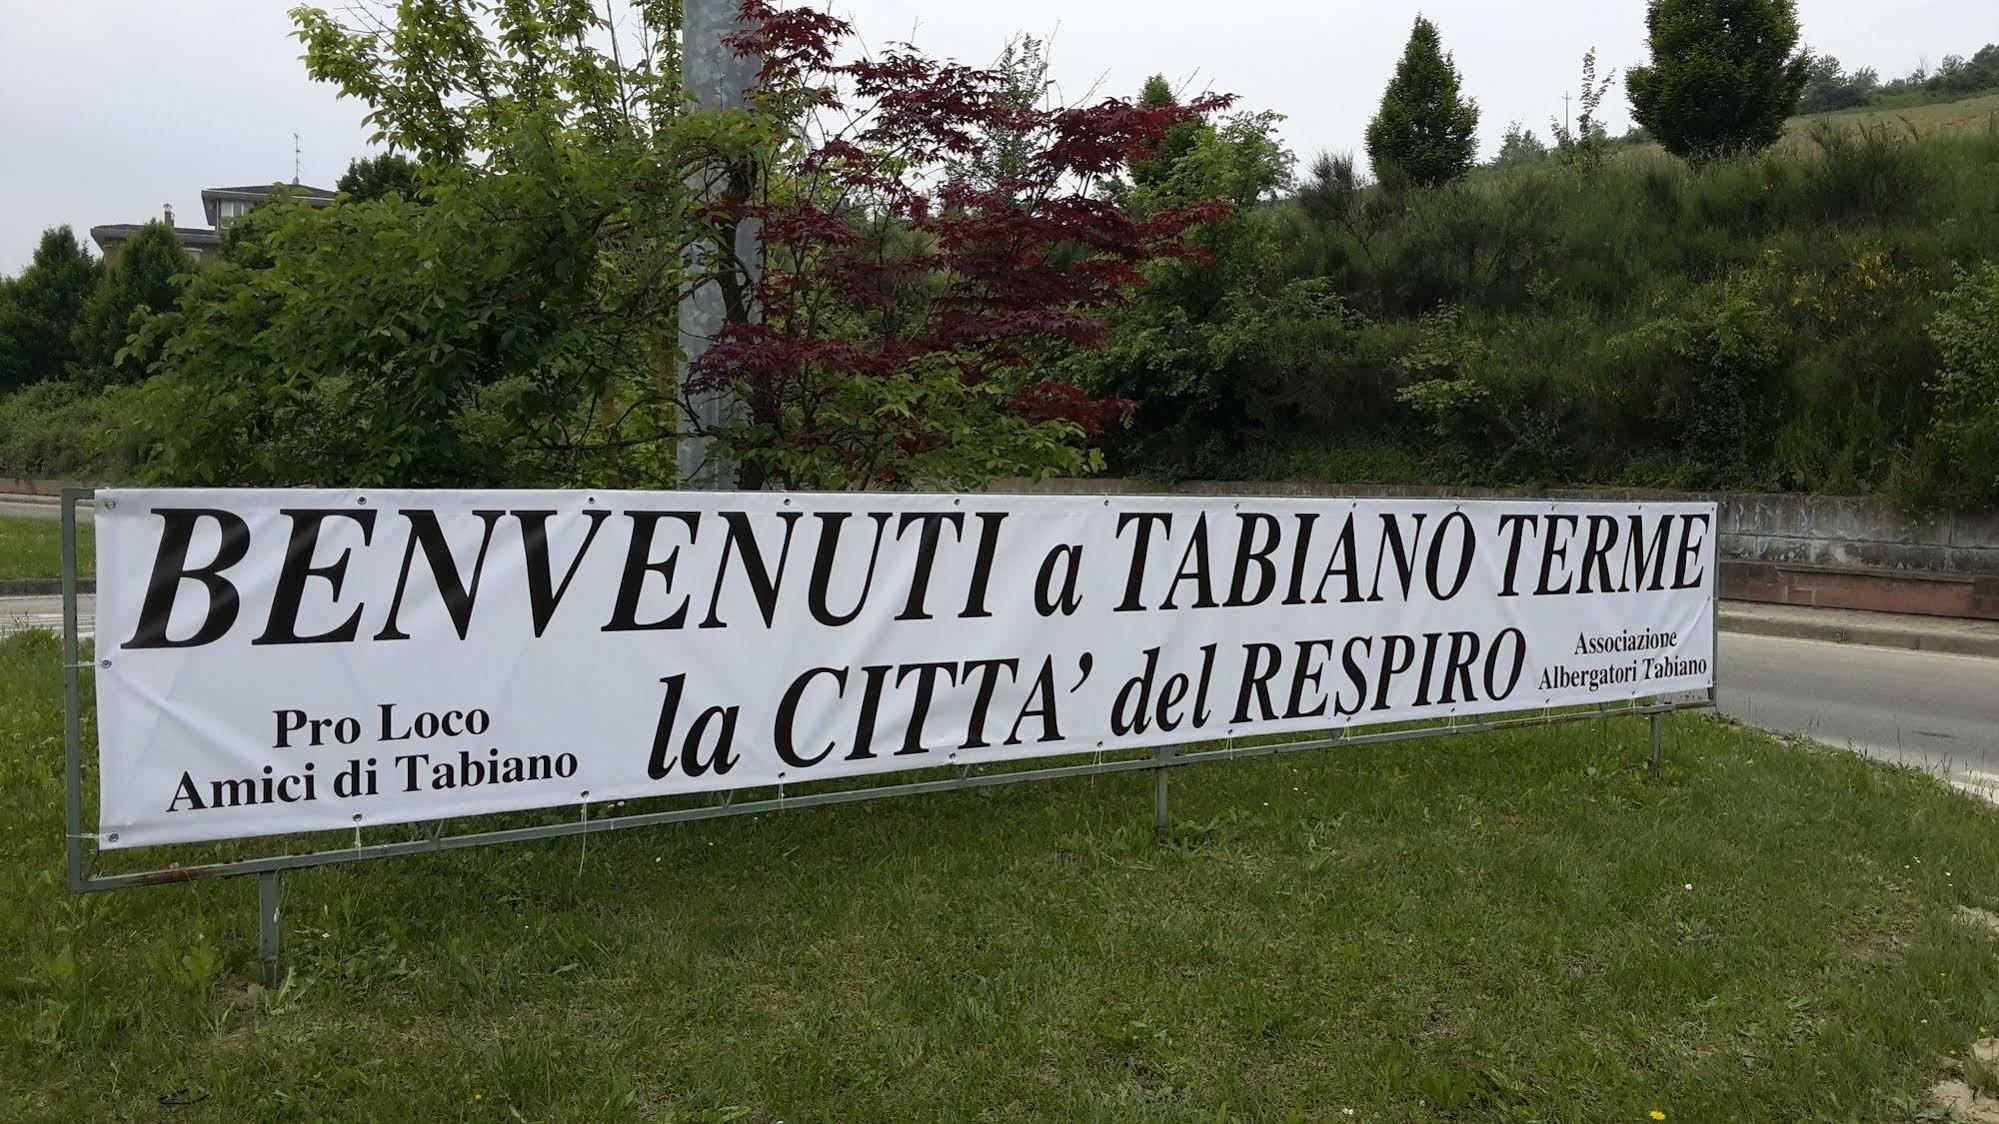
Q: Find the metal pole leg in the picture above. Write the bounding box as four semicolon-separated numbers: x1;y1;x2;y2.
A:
1647;713;1663;780
258;871;284;987
1152;745;1172;843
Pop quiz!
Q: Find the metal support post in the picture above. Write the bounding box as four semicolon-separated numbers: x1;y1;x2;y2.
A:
1647;712;1663;780
677;0;762;489
60;491;84;893
257;871;284;987
1152;744;1172;842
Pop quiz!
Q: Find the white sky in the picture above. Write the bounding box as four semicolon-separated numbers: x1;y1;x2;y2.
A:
0;0;1989;272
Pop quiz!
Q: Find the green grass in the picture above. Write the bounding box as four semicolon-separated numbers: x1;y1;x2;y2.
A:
0;516;90;582
7;629;1999;1121
1790;91;1999;142
1613;90;1999;166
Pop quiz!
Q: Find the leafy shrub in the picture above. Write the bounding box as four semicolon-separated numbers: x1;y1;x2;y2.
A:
1922;263;1999;506
0;382;148;481
1612;273;1789;485
1147;127;1999;506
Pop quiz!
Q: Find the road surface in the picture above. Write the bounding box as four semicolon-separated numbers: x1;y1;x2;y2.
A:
0;595;88;641
0;494;87;521
1715;631;1999;776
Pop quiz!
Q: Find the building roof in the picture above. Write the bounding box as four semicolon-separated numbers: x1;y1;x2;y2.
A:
89;224;224;250
200;184;338;202
200;183;338;228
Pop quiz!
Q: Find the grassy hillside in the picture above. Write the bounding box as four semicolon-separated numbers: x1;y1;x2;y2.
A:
1790;90;1999;142
1094;102;1999;510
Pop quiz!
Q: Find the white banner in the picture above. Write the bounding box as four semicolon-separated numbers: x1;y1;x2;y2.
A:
92;490;1715;848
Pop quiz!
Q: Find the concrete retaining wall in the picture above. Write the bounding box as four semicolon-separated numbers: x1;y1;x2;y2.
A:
990;478;1999;619
993;479;1999;574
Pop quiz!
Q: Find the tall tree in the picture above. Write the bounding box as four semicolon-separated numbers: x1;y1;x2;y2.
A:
1129;75;1205;190
0;227;100;390
71;222;191;385
336;152;424;202
1365;16;1479;187
136;1;1231;491
1626;0;1810;162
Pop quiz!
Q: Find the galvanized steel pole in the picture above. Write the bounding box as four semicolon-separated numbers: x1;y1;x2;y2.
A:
258;870;284;987
60;491;83;893
678;0;762;490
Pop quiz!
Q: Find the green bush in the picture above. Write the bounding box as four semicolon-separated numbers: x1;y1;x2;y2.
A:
0;382;148;481
1120;126;1999;506
1611;272;1788;484
1922;262;1999;507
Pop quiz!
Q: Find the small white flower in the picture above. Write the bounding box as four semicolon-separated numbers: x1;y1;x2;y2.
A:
1683;883;1693;891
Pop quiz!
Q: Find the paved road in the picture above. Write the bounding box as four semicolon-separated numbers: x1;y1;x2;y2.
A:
0;595;89;640
0;496;90;521
1716;631;1999;776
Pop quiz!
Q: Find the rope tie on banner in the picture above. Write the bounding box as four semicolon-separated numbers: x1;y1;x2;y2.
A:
577;798;589;879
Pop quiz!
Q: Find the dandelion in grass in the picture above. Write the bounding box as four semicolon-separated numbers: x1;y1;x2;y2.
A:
1650;1112;1666;1121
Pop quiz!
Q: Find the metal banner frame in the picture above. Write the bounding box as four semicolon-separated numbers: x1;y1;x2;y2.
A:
57;488;1720;984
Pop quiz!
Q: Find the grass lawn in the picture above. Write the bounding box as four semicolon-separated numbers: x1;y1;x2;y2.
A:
6;631;1999;1121
0;516;91;582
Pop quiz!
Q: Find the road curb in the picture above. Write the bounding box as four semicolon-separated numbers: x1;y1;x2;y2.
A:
1719;607;1999;659
0;579;92;597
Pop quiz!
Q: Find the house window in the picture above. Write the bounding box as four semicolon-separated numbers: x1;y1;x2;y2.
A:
218;199;254;223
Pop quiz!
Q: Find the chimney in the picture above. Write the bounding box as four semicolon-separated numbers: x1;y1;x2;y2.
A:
163;203;175;226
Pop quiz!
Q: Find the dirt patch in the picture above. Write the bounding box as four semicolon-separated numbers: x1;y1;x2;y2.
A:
1930;1079;1999;1122
1956;906;1999;937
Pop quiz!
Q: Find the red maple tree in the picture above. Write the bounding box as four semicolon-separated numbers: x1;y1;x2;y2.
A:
681;2;1235;489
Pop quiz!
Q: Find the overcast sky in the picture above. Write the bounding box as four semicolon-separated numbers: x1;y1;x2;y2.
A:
0;0;1988;273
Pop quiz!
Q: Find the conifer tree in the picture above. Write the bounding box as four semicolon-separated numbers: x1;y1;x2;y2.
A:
1129;75;1206;191
1365;16;1479;187
0;227;100;389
